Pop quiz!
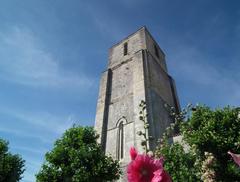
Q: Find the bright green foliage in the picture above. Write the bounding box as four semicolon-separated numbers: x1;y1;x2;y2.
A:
155;105;240;181
0;139;25;182
36;126;121;182
182;106;240;181
156;142;200;182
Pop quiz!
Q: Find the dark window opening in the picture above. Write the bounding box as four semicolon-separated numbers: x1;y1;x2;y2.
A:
154;44;159;58
117;121;124;159
124;42;128;56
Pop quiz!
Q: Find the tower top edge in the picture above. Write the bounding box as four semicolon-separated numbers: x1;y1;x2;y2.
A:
109;26;165;56
109;26;147;49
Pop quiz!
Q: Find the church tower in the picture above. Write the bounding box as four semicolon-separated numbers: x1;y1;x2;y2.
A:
95;27;180;168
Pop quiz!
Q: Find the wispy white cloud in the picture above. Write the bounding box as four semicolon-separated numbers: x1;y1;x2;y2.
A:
0;26;94;89
13;111;75;135
83;4;126;41
167;44;240;106
0;126;52;144
12;145;48;155
92;16;125;41
0;106;76;136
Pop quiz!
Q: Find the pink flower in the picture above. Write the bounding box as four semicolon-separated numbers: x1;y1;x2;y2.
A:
127;154;160;182
228;151;240;167
127;147;171;182
151;169;172;182
130;147;138;160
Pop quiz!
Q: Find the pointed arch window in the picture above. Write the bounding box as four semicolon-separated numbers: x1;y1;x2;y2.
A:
117;122;124;159
116;117;127;160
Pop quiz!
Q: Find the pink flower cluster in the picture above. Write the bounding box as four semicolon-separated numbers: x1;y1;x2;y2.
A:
127;147;172;182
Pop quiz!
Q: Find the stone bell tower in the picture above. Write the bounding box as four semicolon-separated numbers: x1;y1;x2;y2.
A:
95;26;180;168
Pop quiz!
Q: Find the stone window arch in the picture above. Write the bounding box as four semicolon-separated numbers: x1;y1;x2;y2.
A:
116;117;127;160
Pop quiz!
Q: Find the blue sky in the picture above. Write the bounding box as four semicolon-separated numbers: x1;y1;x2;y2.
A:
0;0;239;181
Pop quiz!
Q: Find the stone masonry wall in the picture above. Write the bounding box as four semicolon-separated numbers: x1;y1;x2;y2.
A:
95;27;180;181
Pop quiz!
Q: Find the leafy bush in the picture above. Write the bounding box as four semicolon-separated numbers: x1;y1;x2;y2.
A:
156;142;200;182
0;138;25;182
36;126;121;182
155;105;240;181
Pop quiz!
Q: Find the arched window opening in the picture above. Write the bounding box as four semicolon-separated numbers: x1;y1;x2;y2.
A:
117;121;124;160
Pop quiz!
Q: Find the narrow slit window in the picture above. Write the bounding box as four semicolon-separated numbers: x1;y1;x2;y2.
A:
123;42;128;56
154;44;159;58
117;122;124;159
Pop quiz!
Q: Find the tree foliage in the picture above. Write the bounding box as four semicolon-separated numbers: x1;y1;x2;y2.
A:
0;138;25;182
155;105;240;181
36;126;121;182
156;142;200;181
